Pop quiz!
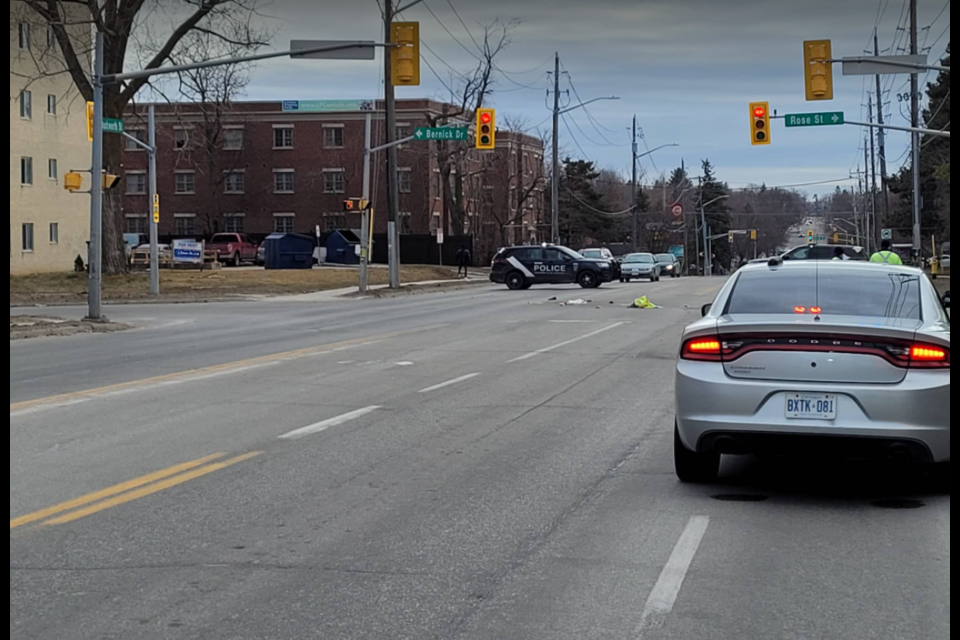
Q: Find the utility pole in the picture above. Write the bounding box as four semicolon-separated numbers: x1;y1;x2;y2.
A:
874;31;890;224
699;177;709;277
551;52;561;244
148;105;159;296
865;141;876;253
909;0;922;262
631;115;638;251
868;98;879;252
86;31;105;321
384;0;401;288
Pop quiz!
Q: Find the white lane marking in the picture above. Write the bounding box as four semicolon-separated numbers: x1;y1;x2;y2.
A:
636;515;711;634
418;373;481;394
278;406;381;441
508;322;626;363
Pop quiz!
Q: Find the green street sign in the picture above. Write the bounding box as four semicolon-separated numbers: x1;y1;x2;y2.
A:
414;127;469;142
102;118;124;134
784;112;844;127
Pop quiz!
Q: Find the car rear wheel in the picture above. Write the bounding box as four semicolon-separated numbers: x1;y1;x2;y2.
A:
674;423;720;483
578;271;599;289
505;271;526;290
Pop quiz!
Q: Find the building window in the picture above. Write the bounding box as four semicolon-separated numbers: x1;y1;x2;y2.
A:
396;125;411;140
223;128;244;150
125;129;147;151
22;224;34;252
49;223;59;244
175;172;196;194
274;170;295;193
324;215;346;232
126;173;147;195
47;158;58;180
399;212;412;234
175;215;196;236
398;169;412;194
274;215;295;233
46;94;57;115
323;127;344;149
125;216;148;234
224;172;245;194
224;215;245;233
18;22;30;50
20;91;32;119
323;170;345;194
20;157;33;185
174;128;191;150
274;127;294;149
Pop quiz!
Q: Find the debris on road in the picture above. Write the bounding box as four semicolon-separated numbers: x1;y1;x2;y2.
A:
561;299;591;306
630;296;660;309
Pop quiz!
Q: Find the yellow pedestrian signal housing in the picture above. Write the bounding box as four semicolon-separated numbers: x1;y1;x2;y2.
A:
391;22;420;87
750;229;758;241
63;172;83;192
750;102;770;146
803;40;834;101
86;102;94;142
102;173;121;190
343;198;369;212
476;108;496;150
834;232;840;244
808;229;815;243
728;231;735;244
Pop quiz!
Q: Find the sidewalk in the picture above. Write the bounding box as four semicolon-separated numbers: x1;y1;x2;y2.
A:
265;273;489;303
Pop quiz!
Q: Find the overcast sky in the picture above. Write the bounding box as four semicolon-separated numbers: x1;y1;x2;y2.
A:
244;0;950;194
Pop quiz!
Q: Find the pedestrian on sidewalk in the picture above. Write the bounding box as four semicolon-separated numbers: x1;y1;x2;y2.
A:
456;245;472;279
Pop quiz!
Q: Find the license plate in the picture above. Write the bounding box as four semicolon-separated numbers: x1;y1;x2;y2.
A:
785;393;838;420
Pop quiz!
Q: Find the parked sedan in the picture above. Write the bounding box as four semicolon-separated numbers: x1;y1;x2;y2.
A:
620;253;661;282
674;261;950;483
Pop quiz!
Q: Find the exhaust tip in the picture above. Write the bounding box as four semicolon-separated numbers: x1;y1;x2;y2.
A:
713;436;738;455
887;443;913;462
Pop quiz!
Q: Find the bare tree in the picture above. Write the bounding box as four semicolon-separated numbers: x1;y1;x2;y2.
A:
15;0;271;274
423;20;513;236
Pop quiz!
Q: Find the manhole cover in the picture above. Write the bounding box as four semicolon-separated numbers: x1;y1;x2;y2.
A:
711;494;769;503
872;499;925;510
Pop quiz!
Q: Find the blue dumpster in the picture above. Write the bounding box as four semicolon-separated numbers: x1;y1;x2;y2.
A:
325;230;362;265
263;233;315;270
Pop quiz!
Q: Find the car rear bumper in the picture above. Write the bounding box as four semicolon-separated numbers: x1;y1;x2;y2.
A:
675;360;950;462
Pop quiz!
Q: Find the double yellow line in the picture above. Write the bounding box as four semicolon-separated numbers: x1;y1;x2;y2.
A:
10;451;261;530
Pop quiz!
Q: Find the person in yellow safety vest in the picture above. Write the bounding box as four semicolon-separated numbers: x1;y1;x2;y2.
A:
870;239;904;265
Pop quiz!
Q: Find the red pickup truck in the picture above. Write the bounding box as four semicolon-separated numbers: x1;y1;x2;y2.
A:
208;233;258;267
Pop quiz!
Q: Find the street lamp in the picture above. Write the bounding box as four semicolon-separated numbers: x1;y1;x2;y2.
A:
630;139;679;251
699;195;729;276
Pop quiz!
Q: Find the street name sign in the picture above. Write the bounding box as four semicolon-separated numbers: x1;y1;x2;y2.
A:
103;118;124;134
414;127;469;142
784;112;844;127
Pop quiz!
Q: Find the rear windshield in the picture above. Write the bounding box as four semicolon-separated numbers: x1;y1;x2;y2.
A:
726;270;922;319
625;254;654;263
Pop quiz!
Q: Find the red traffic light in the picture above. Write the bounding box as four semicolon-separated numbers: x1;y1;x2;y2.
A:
753;107;766;118
480;112;492;124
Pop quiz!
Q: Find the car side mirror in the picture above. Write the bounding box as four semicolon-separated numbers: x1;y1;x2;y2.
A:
701;303;712;317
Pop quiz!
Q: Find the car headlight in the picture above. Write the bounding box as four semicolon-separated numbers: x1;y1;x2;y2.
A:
664;264;673;270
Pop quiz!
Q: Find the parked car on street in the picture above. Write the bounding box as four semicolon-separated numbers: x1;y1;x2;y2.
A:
620;253;661;282
674;260;950;483
490;245;613;290
656;253;681;278
208;233;258;267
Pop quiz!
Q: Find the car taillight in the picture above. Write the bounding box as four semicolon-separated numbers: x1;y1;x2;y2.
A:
910;343;950;369
682;337;723;361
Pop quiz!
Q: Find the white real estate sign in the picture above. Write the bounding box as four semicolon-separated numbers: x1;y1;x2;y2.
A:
172;239;203;264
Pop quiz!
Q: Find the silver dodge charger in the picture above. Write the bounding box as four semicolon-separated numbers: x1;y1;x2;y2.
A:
675;260;950;482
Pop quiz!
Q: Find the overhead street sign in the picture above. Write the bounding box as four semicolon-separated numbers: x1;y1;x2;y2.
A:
784;112;844;128
414;127;469;142
282;100;374;112
102;118;124;134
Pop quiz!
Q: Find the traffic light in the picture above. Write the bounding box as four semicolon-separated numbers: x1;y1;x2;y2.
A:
750;229;758;241
803;40;834;101
834;232;840;244
343;198;369;212
475;108;496;150
86;102;94;142
749;102;770;146
390;22;420;86
102;173;121;190
808;229;815;243
728;230;735;244
63;172;83;192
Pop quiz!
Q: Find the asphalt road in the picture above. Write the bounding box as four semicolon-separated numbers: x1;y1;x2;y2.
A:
10;279;950;639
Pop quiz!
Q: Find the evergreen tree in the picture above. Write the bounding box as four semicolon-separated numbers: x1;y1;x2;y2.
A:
699;159;732;269
557;159;616;246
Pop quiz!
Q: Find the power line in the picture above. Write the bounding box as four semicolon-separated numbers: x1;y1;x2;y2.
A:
560;113;590;159
421;1;481;61
443;0;483;54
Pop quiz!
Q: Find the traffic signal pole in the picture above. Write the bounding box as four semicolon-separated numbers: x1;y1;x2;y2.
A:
360;112;372;294
86;31;105;322
909;0;921;263
148;105;159;296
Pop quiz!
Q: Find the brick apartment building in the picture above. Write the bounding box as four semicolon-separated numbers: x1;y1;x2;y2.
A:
121;99;544;253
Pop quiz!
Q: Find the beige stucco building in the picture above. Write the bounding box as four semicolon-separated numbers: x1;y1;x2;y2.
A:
10;3;91;274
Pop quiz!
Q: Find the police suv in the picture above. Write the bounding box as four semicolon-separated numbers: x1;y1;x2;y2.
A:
490;245;614;290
